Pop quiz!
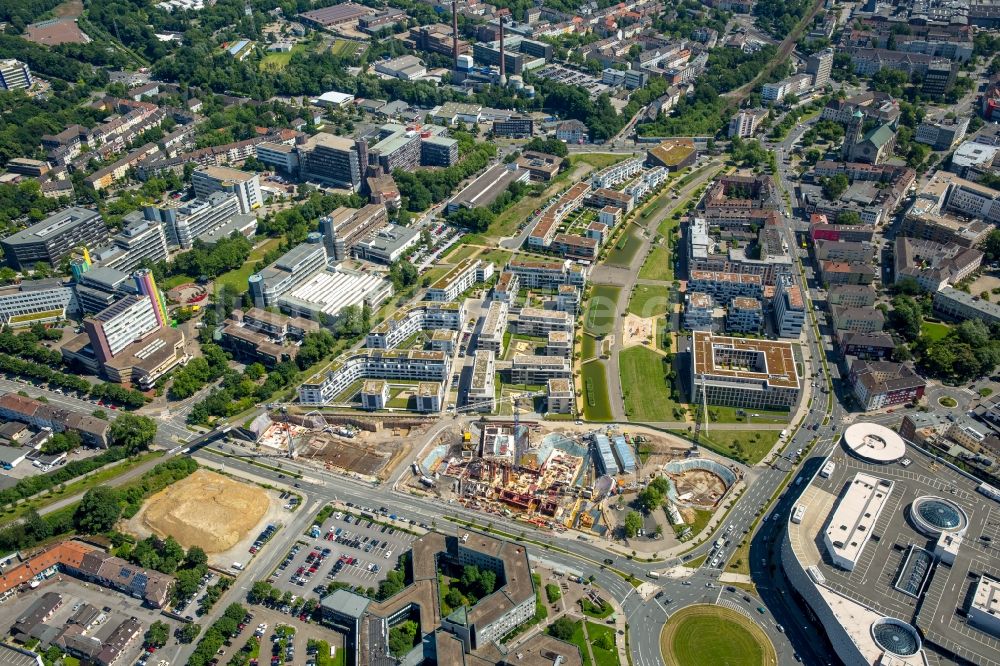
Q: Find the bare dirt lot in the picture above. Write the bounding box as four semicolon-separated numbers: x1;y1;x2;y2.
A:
670;469;727;506
132;469;270;553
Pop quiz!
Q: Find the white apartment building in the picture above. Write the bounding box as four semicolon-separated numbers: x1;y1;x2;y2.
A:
513;307;572;336
478;300;509;353
298;349;451;405
591;156;644;189
192;165;263;214
256;141;300;173
728;108;767;138
91;218;169;274
366;302;465;349
469;349;496;412
547;378;574;414
510;354;571;384
425;258;493;301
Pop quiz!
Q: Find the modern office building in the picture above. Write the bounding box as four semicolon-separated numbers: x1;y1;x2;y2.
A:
691;331;800;409
82;295;160;364
277;263;392;321
191;165;262;214
447;163;530;213
367;124;422;173
773;279;805;338
0;59;32;90
256;141;300;174
299;133;363;190
89;217;169;273
145;192;242;249
318;204;390;261
249;237;328;307
2;208;109;270
420;135;459;167
0;278;78;328
351;224;419;264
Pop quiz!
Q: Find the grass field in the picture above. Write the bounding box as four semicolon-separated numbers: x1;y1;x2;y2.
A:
585;621;620;666
584;285;622;337
443;244;481;263
215;237;282;292
639;243;673;281
681;429;780;465
581;361;613;422
628;284;669;317
161;274;195;290
604;227;643;267
660;605;776;666
570;153;629;170
260;45;302;71
706;405;791;424
620;346;680;422
554;619;593;666
921;320;951;341
478;249;513;266
330;39;365;57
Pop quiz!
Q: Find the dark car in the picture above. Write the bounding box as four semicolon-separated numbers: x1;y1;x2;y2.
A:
603;558;614;565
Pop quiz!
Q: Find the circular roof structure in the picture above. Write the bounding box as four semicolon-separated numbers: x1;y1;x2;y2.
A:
910;496;969;537
871;618;921;657
842;423;906;463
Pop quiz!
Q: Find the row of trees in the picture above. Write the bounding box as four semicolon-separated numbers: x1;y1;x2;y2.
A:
187;603;248;666
394;141;497;212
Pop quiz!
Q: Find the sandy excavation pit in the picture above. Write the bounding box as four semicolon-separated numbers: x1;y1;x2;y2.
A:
670;468;727;506
137;469;269;553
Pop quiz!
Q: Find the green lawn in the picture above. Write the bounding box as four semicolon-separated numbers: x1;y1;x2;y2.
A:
570;153;630;170
161;274;195;290
921;320;951;341
584;285;621;337
444;244;481;263
706;405;791;424
260;44;308;71
580;597;614;619
660;605;775;666
330;39;365;57
604;227;643;267
215;237;282;292
479;249;513;266
620;346;681;422
581;361;613;422
586;621;620;666
638;243;673;281
421;266;449;286
656;318;671;352
675;428;780;465
628;284;668;317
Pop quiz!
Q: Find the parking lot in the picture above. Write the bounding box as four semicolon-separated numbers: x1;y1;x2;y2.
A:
0;576;183;666
215;606;345;666
269;510;418;596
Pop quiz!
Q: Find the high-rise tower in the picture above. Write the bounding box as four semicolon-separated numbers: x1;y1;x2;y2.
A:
133;268;168;329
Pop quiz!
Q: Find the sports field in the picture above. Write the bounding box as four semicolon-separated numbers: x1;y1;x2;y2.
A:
660;605;776;666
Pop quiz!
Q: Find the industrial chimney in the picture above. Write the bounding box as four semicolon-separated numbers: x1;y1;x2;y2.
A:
452;1;459;69
499;17;507;85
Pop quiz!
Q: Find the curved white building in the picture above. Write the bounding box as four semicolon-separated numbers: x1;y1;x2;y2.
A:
781;424;997;665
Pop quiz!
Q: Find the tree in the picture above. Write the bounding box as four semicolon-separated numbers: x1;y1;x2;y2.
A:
74;486;121;533
185;546;208;569
549;616;576;641
983;229;1000;262
623;510;643;538
595;632;615;650
821;174;849;200
107;413;158;452
145;620;170;648
836;211;861;225
388;620;418;658
178;623;201;643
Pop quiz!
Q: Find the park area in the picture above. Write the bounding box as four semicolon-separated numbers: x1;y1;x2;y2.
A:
619;346;683;422
627;284;669;317
660;605;776;666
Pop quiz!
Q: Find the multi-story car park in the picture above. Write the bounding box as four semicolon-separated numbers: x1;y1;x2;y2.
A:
691;331;800;410
781;422;1000;666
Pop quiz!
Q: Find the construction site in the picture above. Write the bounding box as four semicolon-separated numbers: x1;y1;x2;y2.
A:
401;421;719;537
225;411;433;482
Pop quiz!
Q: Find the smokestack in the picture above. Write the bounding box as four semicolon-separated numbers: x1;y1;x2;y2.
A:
452;1;459;69
499;18;506;83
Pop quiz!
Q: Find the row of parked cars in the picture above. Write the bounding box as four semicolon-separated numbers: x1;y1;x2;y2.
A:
250;524;278;555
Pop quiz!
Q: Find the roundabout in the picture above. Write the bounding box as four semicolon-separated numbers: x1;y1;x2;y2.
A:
659;604;777;666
